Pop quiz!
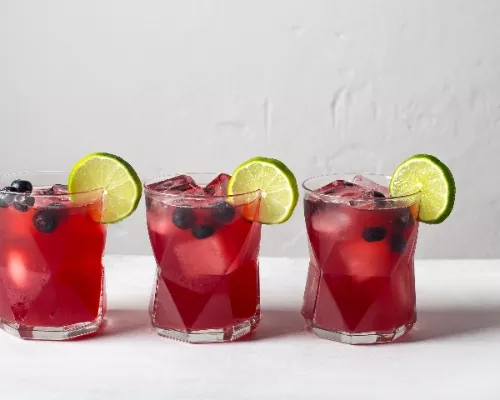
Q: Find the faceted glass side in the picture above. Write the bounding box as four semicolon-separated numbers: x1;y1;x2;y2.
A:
0;203;106;340
303;223;418;344
150;261;261;343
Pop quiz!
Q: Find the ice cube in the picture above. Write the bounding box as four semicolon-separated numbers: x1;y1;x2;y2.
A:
33;184;71;207
312;180;373;205
4;247;48;304
33;184;68;196
7;250;29;288
173;233;234;278
148;175;199;193
314;180;348;195
203;173;231;196
33;189;68;208
340;239;393;280
352;175;389;198
147;211;174;236
311;208;354;239
51;184;71;203
182;187;206;196
51;184;69;194
33;187;53;196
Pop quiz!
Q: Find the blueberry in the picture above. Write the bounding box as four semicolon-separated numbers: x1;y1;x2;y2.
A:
211;201;235;224
390;233;407;253
192;224;215;239
0;186;18;207
373;191;385;198
11;180;33;193
172;207;196;230
33;209;59;233
12;195;35;212
13;202;29;212
19;195;35;207
362;226;386;242
343;181;354;187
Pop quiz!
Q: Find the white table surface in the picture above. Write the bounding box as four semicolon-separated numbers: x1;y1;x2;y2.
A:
1;256;500;399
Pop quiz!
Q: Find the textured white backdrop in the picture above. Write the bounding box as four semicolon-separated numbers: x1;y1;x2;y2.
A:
1;1;499;258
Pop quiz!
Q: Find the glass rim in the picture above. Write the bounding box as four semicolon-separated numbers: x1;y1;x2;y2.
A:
302;172;421;202
0;170;104;198
143;172;261;199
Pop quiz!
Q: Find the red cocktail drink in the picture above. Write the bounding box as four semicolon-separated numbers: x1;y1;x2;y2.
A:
0;172;106;340
302;174;420;344
145;173;261;343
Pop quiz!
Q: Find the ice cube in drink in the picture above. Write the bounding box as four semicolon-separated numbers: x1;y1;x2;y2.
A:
352;175;390;197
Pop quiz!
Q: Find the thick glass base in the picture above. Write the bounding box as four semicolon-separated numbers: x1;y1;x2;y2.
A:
0;317;102;341
306;320;414;345
155;313;260;343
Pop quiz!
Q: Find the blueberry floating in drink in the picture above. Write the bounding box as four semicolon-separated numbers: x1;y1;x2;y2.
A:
13;194;35;212
10;180;33;194
0;187;17;208
192;224;216;239
33;209;59;233
172;207;196;230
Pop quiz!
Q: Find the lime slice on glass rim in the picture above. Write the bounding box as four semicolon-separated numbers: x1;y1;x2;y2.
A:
68;152;142;224
227;156;298;224
389;154;455;224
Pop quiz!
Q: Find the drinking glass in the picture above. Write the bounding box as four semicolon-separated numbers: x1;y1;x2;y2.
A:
0;172;106;340
302;174;420;344
144;174;262;343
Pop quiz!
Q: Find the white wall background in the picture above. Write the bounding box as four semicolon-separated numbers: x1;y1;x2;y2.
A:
1;1;499;259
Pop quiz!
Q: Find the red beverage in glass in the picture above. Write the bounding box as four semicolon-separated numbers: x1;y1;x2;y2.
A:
0;173;106;340
302;174;420;344
144;173;261;343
